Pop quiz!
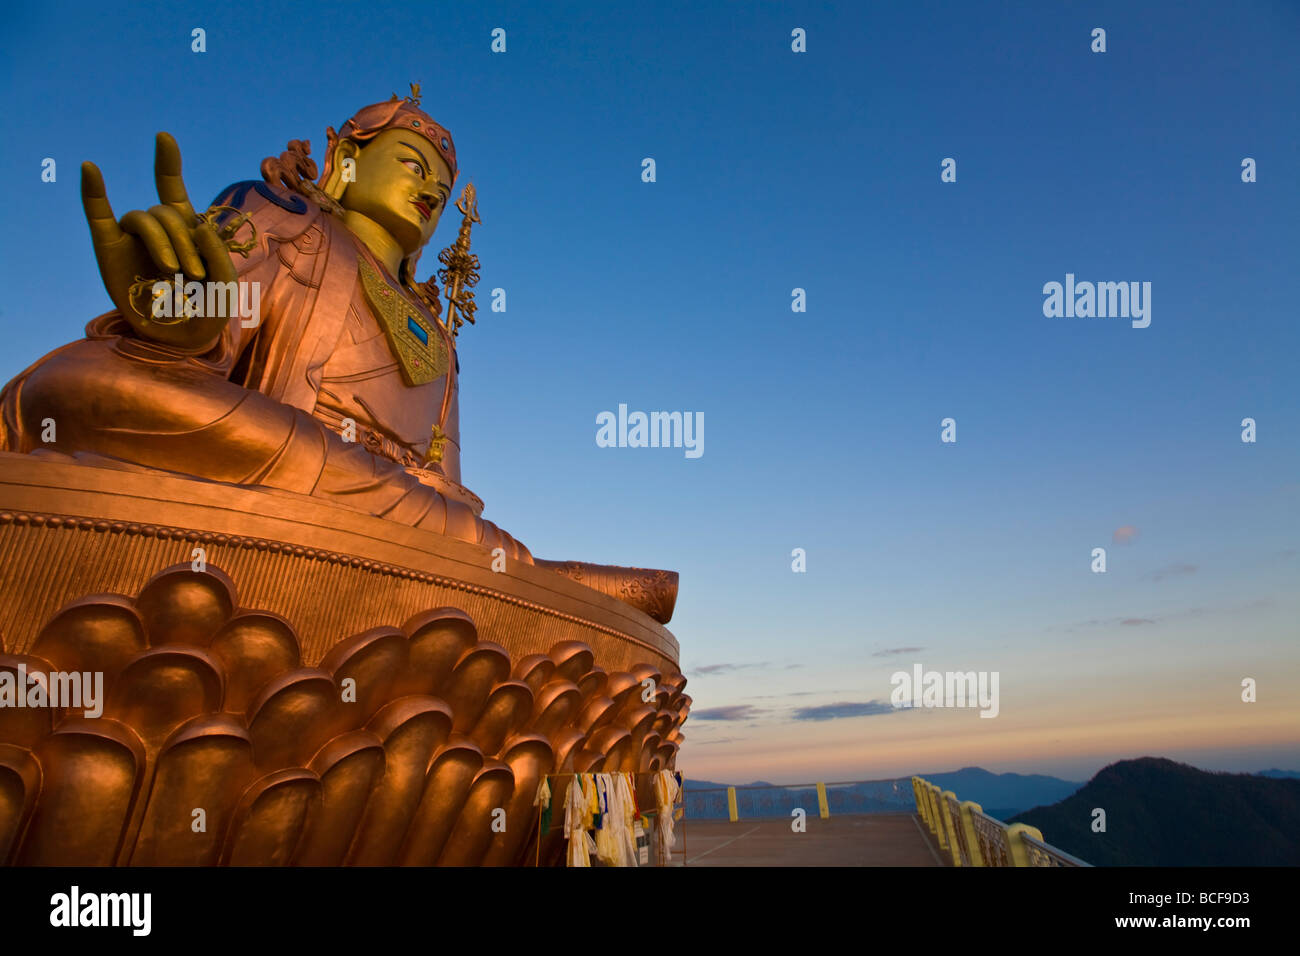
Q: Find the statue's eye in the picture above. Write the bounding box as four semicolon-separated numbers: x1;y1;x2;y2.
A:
401;159;423;176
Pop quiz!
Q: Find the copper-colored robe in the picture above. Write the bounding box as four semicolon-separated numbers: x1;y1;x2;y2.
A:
0;180;529;561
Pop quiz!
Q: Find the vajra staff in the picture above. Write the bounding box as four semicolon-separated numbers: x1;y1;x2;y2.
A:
426;184;481;464
438;183;481;338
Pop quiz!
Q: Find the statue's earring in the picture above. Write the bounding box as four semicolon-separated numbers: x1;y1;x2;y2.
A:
321;140;360;202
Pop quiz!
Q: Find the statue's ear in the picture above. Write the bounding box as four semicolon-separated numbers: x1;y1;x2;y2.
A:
321;139;361;201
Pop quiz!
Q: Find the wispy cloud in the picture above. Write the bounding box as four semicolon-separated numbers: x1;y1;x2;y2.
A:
1141;563;1198;582
691;661;803;675
1113;525;1139;545
693;705;762;721
1076;597;1273;631
691;662;767;676
872;646;924;658
791;700;895;722
1081;615;1157;627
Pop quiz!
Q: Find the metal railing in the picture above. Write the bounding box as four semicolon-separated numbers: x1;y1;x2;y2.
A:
911;775;1091;867
686;782;833;821
680;776;1091;868
684;779;922;821
1021;831;1092;868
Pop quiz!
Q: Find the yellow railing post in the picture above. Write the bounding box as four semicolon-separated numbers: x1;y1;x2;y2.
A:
940;791;963;866
915;778;930;827
927;784;948;848
726;786;738;823
910;780;1079;866
1005;823;1042;867
816;782;830;819
959;801;985;867
919;779;937;834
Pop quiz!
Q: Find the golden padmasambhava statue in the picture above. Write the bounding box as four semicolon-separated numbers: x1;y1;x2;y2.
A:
0;88;686;870
1;88;529;559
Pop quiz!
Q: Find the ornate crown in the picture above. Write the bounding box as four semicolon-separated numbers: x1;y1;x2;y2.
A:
319;83;458;186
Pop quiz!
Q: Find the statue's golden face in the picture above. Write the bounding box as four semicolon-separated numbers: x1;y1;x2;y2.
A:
338;128;453;256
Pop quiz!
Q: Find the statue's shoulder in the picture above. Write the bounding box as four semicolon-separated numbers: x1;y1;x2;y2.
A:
207;180;326;243
209;179;316;216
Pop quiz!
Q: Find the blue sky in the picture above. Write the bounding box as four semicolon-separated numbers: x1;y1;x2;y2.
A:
2;0;1297;782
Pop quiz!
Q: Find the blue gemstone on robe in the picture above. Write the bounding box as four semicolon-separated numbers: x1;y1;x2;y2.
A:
406;316;429;345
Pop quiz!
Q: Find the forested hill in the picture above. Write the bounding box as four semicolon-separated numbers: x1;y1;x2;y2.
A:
1009;757;1300;866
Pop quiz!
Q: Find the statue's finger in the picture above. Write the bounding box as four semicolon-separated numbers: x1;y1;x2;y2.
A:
154;132;197;221
193;222;237;285
81;162;125;248
150;204;205;279
120;209;180;274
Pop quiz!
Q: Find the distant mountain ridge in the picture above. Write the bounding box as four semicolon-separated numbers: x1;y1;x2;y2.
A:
682;767;1081;820
1010;757;1300;866
916;766;1082;817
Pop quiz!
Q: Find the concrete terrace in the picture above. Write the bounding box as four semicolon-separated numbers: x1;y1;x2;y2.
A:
679;813;946;866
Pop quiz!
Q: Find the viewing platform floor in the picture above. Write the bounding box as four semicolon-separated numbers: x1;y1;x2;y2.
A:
680;812;946;867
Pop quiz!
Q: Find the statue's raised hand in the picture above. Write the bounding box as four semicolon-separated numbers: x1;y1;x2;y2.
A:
82;132;238;351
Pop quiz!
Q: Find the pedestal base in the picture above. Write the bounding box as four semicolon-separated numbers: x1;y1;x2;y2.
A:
0;454;688;866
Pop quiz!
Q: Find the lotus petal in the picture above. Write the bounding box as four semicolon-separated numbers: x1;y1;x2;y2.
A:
221;769;319;865
482;734;553;866
105;647;224;749
576;666;606;702
604;671;640;710
17;718;145;865
543;727;580;775
347;697;453;865
528;679;580;738
637;733;662;774
510;654;554;696
294;731;386;866
575;694;616;734
0;745;40;864
208;611;300;717
570;748;605;774
623;705;657;762
548;641;594;684
437;760;514;866
654;740;679;768
0;655;55;749
588;725;634;772
444;643;510;734
128;715;254;865
136;564;237;647
245;669;338;770
398;608;477;698
469;680;533;757
399;735;482;866
31;596;146;685
320;627;408;727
